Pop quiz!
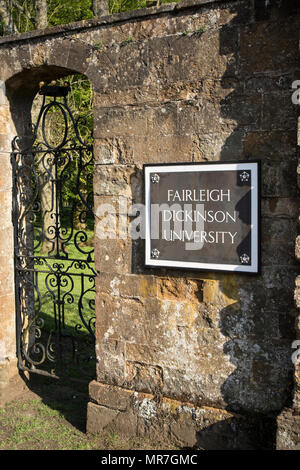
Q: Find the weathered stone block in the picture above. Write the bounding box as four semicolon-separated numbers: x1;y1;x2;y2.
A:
94;238;132;274
86;381;276;449
125;361;163;394
221;338;293;413
29;43;50;67
262;92;297;131
0;229;13;258
66;40;93;74
262;218;296;244
0;263;14;295
240;18;300;75
86;402;120;432
157;277;203;302
147;102;178;136
239;268;297;315
96;292;161;345
124;134;195;165
0;133;11;153
277;408;300;450
0;294;16;362
94;106;148;138
0;104;14;135
0;155;12;190
243;131;296;161
176;99;226;135
95;338;126;386
125;342;162;365
47;38;72;70
0;358;23;407
88;40;149;92
193;129;246;162
296;236;300;261
89;380;132;410
93;164;135;196
94;137;128;165
262;241;295;267
261;197;298;219
260;160;298;198
147;29;239;85
220;93;262;130
294;287;300;309
96;273;157;299
246;73;292;95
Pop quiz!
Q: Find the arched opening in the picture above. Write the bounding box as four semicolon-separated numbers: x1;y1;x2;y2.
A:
7;66;96;384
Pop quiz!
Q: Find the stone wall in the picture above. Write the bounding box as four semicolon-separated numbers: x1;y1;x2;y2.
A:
0;0;299;449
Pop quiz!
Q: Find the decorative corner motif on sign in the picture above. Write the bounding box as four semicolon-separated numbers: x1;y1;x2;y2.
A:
151;173;160;184
240;253;250;264
151;248;160;259
239;171;250;183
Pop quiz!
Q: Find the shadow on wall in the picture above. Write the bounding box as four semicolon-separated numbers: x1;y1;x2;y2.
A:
127;0;299;450
194;0;299;449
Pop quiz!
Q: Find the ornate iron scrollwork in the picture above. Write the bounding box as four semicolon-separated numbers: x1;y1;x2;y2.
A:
13;83;96;381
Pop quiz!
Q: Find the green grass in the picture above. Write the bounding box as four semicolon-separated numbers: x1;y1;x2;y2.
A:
0;377;178;450
34;234;95;332
0;397;95;450
109;0;180;14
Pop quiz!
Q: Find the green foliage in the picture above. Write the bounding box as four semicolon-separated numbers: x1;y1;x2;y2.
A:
60;74;94;143
109;0;179;14
93;40;103;50
47;0;93;27
11;1;36;33
59;74;94;210
0;0;94;35
109;0;147;14
120;35;133;45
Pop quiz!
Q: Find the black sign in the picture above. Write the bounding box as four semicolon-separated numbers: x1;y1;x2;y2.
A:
144;161;260;274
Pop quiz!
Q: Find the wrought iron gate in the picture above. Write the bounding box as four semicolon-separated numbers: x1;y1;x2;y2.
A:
13;82;96;381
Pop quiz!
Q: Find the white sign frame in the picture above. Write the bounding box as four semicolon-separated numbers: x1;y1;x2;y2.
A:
144;161;260;274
